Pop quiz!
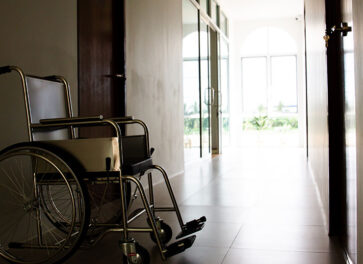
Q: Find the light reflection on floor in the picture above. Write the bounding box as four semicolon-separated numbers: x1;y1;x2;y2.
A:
66;147;346;264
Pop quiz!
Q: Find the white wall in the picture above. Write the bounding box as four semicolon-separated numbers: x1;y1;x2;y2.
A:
229;17;306;147
125;0;184;178
353;0;363;262
0;0;77;149
304;0;330;228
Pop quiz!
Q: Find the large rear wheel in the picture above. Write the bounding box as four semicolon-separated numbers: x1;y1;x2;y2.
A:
0;143;89;264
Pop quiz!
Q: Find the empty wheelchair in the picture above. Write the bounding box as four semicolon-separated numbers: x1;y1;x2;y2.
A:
0;66;206;264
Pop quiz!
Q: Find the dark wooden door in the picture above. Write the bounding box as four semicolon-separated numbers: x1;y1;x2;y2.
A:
78;0;126;137
326;0;356;261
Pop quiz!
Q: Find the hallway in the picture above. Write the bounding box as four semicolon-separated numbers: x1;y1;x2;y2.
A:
69;147;346;263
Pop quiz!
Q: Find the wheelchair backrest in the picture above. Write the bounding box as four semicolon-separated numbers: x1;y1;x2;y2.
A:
121;135;149;161
25;75;73;141
1;66;151;166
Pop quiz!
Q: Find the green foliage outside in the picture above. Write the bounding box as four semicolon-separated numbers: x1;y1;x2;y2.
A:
184;118;199;135
184;102;230;135
242;103;298;131
243;116;298;130
184;117;230;135
222;117;230;132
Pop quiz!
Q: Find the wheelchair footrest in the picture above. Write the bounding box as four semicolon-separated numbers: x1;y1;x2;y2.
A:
176;216;206;239
164;235;196;258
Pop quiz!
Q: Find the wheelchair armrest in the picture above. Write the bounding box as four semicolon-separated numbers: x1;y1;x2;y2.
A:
39;115;104;124
0;66;11;75
108;116;134;121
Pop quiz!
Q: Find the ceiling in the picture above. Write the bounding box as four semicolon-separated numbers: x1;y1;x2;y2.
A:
218;0;304;21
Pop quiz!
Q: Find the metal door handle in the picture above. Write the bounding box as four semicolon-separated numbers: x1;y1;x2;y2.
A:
211;87;215;106
331;22;352;36
104;74;126;79
324;22;352;47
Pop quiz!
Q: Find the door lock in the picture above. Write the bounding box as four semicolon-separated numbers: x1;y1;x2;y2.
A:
323;22;352;47
323;34;330;48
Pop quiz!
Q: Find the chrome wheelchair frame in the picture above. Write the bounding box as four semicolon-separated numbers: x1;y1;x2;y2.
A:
0;66;206;264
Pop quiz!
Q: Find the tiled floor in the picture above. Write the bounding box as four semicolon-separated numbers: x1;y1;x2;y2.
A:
68;147;346;264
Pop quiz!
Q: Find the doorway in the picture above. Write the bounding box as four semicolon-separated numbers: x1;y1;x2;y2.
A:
78;0;126;137
182;0;229;163
182;0;212;163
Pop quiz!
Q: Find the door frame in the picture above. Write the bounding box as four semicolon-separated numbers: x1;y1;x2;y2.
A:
210;27;221;154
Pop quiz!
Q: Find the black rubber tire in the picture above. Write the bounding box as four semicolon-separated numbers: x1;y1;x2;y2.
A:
0;142;90;264
149;220;173;244
122;243;150;264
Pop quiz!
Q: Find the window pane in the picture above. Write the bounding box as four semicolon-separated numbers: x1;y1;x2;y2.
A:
241;57;267;114
220;12;228;36
220;39;230;146
211;0;218;25
199;0;209;14
270;56;297;113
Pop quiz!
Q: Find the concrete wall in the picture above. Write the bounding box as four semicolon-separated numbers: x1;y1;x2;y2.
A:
305;0;330;228
0;0;78;149
125;0;184;177
229;17;306;147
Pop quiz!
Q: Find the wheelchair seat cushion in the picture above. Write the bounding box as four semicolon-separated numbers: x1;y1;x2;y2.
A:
42;137;153;175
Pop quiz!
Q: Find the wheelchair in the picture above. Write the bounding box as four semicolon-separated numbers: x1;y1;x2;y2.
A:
0;66;206;264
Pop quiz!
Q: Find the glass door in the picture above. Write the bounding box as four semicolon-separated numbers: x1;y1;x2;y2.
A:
200;19;211;157
183;0;200;162
183;0;213;162
220;37;230;147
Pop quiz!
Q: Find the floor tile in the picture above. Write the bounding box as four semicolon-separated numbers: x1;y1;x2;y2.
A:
62;147;346;264
222;249;346;264
232;224;334;252
180;205;249;224
168;246;229;264
182;178;263;207
193;222;242;248
246;207;325;226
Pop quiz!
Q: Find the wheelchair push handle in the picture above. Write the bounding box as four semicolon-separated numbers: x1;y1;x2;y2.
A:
0;66;11;75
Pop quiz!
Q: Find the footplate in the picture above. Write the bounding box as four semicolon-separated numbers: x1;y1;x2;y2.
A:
164;235;196;258
176;216;206;239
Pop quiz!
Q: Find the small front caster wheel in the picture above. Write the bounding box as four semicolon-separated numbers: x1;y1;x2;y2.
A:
149;220;173;244
122;243;150;264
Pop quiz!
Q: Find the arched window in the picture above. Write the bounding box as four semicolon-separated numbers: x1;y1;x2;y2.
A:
241;27;297;56
241;27;298;116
